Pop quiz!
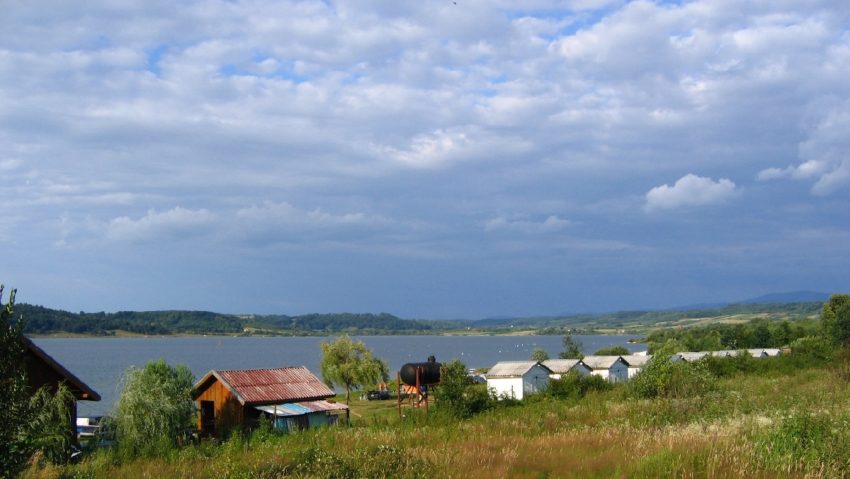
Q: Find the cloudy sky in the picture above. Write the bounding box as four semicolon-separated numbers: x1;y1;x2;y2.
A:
2;0;849;319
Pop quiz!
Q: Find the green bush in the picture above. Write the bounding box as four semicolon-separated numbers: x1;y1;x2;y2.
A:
547;372;612;400
628;353;716;399
790;335;833;361
113;359;195;458
435;359;493;419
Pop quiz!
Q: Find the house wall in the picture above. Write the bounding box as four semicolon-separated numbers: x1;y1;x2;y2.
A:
627;367;642;379
610;361;629;383
488;377;524;400
523;365;551;396
25;351;80;443
195;379;243;436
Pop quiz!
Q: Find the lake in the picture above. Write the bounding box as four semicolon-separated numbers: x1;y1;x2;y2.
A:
32;334;642;416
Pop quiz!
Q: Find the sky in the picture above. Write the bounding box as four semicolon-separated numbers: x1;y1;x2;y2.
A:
1;0;849;319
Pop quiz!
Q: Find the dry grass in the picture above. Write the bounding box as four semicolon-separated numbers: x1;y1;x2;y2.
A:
23;366;850;479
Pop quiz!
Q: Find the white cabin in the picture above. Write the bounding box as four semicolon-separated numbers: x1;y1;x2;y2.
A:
581;356;630;383
486;361;551;400
542;359;592;379
620;354;652;379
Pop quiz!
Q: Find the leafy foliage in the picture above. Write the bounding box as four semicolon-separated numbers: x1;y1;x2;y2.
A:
0;285;30;479
113;359;195;458
558;333;584;359
822;293;850;345
530;347;550;362
593;345;630;355
320;335;388;403
435;359;492;419
628;348;717;399
645;319;815;353
546;372;612;400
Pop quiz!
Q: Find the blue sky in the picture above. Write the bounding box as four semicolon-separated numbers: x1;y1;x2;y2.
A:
1;0;849;319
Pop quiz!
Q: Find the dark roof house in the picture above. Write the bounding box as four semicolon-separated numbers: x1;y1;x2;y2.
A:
23;336;101;442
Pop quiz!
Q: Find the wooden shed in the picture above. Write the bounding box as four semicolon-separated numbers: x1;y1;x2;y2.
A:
23;337;101;443
486;361;551;400
191;366;347;436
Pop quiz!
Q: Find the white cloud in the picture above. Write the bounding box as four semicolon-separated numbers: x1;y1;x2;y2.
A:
106;207;216;242
645;174;737;211
485;215;571;233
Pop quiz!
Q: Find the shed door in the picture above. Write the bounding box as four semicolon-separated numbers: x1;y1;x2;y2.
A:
201;400;216;435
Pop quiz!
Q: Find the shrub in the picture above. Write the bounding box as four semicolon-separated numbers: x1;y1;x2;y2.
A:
113;359;195;458
547;372;612;400
790;335;833;361
628;352;716;399
435;359;493;419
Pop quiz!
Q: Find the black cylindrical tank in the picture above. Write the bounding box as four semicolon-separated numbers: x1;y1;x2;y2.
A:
399;362;441;386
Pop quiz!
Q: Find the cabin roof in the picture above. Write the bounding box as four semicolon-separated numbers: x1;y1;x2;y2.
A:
255;399;348;417
675;351;709;362
23;336;101;401
541;359;589;373
486;361;551;378
620;355;652;367
192;366;334;405
581;355;628;369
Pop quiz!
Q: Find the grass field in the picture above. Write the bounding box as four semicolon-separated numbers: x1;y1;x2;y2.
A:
22;353;850;479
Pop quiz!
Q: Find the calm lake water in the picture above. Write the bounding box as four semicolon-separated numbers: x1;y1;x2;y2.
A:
33;335;642;416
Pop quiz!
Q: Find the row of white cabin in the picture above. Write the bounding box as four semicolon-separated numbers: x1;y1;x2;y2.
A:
485;348;782;400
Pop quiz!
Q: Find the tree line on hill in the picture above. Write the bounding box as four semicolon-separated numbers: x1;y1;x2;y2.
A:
14;303;460;336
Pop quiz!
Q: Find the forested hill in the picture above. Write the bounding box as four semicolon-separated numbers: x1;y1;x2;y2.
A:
12;300;827;336
471;301;825;331
14;304;460;336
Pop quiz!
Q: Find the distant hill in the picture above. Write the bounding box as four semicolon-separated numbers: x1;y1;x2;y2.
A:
13;304;461;336
738;291;830;304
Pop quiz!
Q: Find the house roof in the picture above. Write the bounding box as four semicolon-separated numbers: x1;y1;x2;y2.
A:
486;361;551;378
255;399;348;417
675;351;709;362
581;355;628;369
620;355;652;367
192;366;334;405
23;336;100;401
542;359;589;373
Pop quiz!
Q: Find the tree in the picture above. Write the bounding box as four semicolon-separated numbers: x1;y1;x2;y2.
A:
823;294;850;345
559;333;584;359
593;345;629;356
1;285;30;478
113;359;195;458
320;335;388;404
435;359;490;419
530;347;550;362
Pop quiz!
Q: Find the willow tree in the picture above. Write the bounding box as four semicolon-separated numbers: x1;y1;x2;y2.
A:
320;335;388;404
113;359;195;458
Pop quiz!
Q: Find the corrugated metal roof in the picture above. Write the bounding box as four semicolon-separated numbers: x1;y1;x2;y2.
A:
621;355;652;367
542;359;584;373
255;400;349;417
487;361;549;378
675;352;709;362
194;367;334;405
581;355;625;370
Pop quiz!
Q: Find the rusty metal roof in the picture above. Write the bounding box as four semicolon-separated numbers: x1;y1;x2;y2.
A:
193;367;334;405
